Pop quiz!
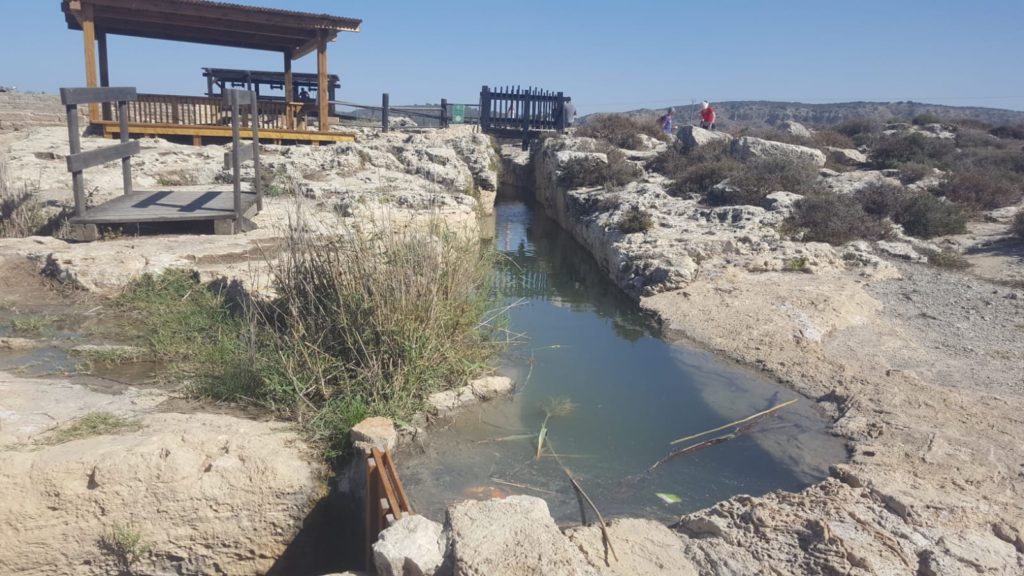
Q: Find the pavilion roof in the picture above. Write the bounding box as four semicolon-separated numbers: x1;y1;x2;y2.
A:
61;0;361;57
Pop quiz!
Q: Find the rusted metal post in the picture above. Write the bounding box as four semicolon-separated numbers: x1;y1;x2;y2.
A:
382;93;389;133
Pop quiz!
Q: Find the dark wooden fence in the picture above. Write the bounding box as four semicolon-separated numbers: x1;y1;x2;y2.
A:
479;85;569;148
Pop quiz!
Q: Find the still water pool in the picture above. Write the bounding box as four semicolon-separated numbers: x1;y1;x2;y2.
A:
397;200;846;524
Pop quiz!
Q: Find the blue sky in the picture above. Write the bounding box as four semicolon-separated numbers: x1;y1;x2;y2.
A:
2;1;1023;114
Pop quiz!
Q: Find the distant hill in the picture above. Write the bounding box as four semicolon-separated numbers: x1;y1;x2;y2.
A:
606;101;1024;129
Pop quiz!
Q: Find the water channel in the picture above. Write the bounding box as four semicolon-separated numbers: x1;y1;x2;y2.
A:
397;199;848;524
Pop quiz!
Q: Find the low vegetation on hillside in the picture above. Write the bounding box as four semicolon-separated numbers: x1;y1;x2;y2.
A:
576;114;668;150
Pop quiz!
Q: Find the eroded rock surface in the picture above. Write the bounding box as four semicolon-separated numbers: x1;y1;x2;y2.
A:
0;374;326;576
446;496;597;576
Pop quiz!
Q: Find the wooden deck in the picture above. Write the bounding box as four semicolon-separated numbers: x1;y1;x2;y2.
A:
99;121;356;145
70;190;258;225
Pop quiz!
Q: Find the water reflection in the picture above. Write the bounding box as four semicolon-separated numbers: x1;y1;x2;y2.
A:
397;200;846;524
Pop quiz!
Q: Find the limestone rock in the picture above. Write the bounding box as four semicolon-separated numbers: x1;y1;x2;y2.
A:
469;376;514;400
566;518;697;576
731;136;826;167
0;375;325;576
874;241;927;263
826;146;868;166
780;120;813;139
821;170;901;195
676;125;733;150
351;416;398;452
765;191;804;213
373;515;446;576
0;337;42;351
446;495;597;576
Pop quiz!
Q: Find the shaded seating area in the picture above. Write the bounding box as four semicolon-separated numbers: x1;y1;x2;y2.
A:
60;0;362;145
62;86;263;241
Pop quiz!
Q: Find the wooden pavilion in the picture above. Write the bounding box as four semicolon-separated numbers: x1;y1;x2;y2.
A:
60;0;362;145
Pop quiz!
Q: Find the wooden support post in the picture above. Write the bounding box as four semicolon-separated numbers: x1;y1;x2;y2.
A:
250;91;263;212
317;35;329;133
480;86;490;132
230;92;242;220
82;4;100;123
283;51;294;130
381;93;389;133
441;98;448;129
98;31;111;121
521;88;532;151
556;92;566;132
66;103;86;216
118;100;132;195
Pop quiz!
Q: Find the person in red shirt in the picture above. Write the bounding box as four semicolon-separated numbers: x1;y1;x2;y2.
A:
700;100;716;130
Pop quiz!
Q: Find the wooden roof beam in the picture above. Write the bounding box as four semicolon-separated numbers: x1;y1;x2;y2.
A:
98;24;299;53
79;0;361;32
293;32;337;60
91;10;319;42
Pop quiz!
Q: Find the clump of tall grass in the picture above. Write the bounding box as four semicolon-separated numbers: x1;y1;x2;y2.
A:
249;223;497;450
0;162;48;238
118;220;499;456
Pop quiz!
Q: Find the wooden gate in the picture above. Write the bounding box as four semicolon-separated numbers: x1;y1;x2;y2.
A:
479;85;571;149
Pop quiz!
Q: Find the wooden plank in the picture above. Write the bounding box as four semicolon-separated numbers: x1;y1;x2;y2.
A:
381;450;413;515
61;86;137;106
70;191;257;224
66;141;140;173
371;448;403;522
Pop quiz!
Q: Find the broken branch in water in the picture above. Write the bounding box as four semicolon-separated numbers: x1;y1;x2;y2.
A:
489;477;558;496
649;425;752;473
668;398;798;446
546;438;618;565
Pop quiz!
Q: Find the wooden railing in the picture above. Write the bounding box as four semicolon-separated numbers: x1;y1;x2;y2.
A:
107;93;314;131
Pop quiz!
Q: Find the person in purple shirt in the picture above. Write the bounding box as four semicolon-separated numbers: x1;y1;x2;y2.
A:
658;107;675;134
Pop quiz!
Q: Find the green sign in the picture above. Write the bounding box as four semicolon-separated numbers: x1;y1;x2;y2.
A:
452;104;465;124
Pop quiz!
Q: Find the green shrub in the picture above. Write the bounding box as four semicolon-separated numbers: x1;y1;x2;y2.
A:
920;248;971;270
856;181;908;218
897;162;933;185
893;193;967;238
558;146;641;190
812;129;856;149
1011;210;1024;240
989;125;1024;140
785;192;890;245
912;113;942;126
870;132;956;169
617;205;653;234
835;118;881;146
576;113;666;150
712;156;821;206
648;140;733;180
933;171;1022;210
667;158;740;198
